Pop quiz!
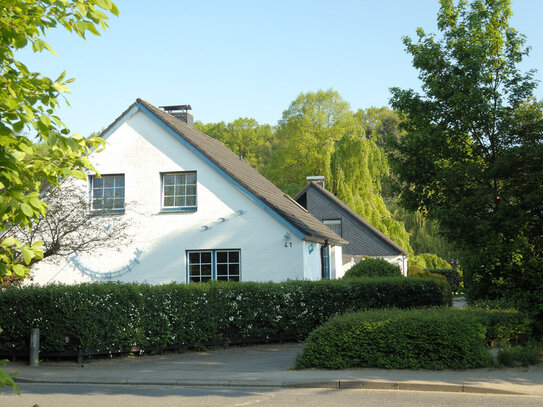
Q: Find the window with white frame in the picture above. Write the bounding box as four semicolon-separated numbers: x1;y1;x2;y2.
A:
323;219;342;237
162;172;197;210
90;174;125;212
187;251;212;282
187;249;240;282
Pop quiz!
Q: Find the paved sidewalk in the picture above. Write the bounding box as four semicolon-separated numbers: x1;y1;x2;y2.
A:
5;343;543;396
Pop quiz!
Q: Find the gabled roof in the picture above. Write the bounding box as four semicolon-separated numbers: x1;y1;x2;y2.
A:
101;99;346;246
294;182;407;254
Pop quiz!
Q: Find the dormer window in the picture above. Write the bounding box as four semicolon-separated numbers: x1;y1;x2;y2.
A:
90;174;125;212
161;172;197;211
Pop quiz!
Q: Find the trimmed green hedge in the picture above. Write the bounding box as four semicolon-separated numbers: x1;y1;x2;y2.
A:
296;308;532;370
0;278;450;354
344;258;402;278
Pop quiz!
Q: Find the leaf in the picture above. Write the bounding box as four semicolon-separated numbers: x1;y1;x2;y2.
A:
39;115;52;127
12;264;28;278
21;247;32;265
1;237;20;248
71;169;87;180
20;202;34;217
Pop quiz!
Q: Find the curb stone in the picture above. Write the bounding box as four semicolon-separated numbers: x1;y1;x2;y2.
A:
12;377;527;395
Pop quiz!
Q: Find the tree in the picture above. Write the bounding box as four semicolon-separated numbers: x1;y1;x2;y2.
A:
263;90;413;251
195;118;274;170
0;0;119;282
388;0;543;320
9;182;130;271
263;89;354;195
329;133;413;252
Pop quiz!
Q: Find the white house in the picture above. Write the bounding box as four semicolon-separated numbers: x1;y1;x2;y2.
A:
30;99;346;285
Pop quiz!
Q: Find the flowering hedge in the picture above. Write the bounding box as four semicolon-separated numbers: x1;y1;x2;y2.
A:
0;277;450;355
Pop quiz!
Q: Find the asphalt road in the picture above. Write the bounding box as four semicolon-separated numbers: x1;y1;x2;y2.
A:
1;383;542;407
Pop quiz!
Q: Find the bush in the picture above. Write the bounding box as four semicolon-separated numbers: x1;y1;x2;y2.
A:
497;345;540;367
427;268;463;295
462;308;533;347
296;308;533;370
344;258;402;278
0;278;451;355
407;267;449;287
296;308;490;370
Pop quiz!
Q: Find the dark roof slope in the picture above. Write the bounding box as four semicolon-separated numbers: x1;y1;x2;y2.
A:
131;99;346;245
294;182;407;254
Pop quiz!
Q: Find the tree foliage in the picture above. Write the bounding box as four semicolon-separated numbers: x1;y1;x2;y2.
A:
195;118;273;170
329;132;412;252
263;89;353;195
388;0;543;320
0;0;119;282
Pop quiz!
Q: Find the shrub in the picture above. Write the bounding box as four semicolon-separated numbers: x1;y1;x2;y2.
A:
497;345;540;367
344;258;402;278
296;308;491;370
462;308;533;347
296;308;533;370
427;268;463;295
0;278;451;356
408;264;423;275
407;267;448;287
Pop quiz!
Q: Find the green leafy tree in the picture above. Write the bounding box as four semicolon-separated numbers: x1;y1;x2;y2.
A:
195;118;274;170
329;133;412;252
354;106;402;147
0;0;119;282
388;0;543;320
264;89;354;195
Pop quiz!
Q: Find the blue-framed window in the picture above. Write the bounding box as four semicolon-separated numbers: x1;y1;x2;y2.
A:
162;172;197;211
90;174;125;212
187;249;240;282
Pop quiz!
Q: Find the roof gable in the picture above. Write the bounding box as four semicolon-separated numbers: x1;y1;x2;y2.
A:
100;99;346;246
295;182;407;254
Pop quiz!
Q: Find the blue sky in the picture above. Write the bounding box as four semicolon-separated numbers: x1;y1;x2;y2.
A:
17;0;543;137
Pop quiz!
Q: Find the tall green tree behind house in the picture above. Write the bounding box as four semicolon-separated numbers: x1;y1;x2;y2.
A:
195;118;273;170
388;0;543;320
329;132;412;252
263;89;354;195
263;90;413;252
0;0;119;282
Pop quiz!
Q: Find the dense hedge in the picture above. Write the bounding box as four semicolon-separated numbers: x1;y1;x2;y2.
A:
344;258;402;278
296;308;532;370
0;278;450;355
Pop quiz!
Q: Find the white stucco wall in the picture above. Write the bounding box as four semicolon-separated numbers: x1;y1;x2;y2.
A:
31;110;316;285
330;245;344;279
302;241;322;280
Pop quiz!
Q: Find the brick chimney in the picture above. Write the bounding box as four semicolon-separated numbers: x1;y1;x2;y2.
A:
307;175;325;188
159;104;193;127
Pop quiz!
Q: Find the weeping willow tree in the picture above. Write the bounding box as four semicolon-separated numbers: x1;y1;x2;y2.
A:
328;133;412;253
263;89;413;251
